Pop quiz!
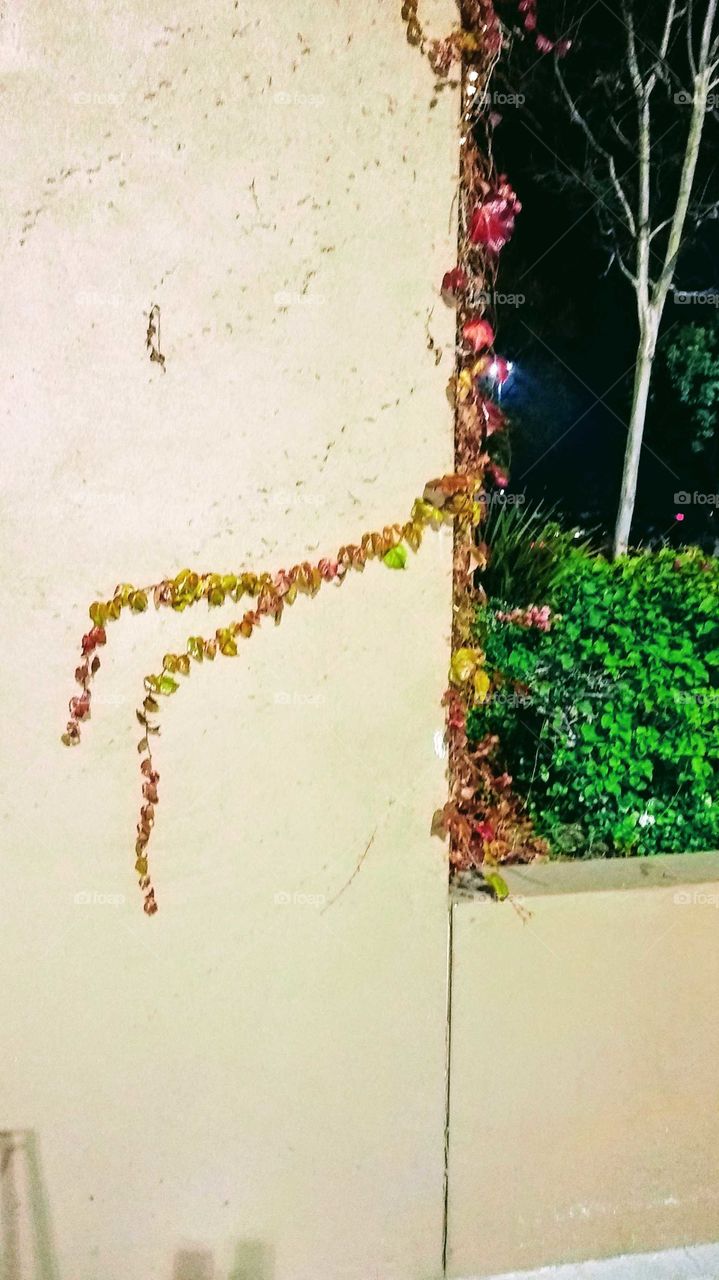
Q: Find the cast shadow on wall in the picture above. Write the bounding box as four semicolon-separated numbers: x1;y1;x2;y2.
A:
172;1239;275;1279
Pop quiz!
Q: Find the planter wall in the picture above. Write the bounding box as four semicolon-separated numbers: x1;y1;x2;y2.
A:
447;853;719;1278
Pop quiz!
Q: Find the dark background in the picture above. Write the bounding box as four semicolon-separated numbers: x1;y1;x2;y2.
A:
486;0;719;545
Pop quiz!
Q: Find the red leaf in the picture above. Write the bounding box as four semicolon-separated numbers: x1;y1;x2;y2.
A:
469;182;521;254
487;462;510;489
441;267;468;299
462;316;495;352
69;692;91;721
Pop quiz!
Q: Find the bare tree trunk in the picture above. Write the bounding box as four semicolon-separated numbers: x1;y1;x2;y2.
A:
612;312;658;556
609;0;717;555
611;78;713;554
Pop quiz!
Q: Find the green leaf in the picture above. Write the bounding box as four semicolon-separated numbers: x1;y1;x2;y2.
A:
484;871;509;901
383;544;408;570
157;675;179;695
187;637;204;662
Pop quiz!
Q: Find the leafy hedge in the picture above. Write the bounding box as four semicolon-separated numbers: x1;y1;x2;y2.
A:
469;548;719;857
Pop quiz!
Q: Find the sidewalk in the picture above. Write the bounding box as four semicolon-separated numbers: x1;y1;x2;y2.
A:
461;1242;719;1280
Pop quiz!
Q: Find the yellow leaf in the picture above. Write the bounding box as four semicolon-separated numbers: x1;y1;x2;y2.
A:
450;647;479;685
89;601;108;626
457;368;473;400
473;669;491;702
129;590;148;613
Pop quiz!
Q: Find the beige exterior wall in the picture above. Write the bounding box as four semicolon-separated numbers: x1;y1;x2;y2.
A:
5;6;719;1280
447;855;719;1278
1;2;457;1277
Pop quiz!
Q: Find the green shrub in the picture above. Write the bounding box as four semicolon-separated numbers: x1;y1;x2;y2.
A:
469;547;719;857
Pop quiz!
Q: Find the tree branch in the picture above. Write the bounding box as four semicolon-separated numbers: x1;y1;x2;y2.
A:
646;0;678;97
554;60;637;235
654;0;719;304
687;0;698;77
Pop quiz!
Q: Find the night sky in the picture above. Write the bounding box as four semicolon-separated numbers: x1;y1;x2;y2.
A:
487;0;719;546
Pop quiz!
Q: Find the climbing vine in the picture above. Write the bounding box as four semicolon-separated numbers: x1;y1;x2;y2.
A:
62;0;564;911
64;483;485;914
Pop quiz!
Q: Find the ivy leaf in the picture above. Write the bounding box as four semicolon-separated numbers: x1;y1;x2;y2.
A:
89;601;108;626
484;871;509;900
473;669;491;703
450;647;480;685
187;637;204;662
157;675;179;695
383;544;408;570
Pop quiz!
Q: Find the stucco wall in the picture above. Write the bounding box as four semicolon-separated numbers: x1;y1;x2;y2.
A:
0;2;457;1277
447;856;719;1278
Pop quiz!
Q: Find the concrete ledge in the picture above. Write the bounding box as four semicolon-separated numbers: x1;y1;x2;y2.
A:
453;850;719;899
